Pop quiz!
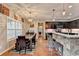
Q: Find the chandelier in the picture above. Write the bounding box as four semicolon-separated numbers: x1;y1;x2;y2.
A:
28;11;33;22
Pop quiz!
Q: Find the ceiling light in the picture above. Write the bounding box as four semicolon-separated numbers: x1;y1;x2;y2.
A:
68;5;72;8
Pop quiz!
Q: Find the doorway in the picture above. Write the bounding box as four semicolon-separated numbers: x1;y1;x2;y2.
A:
38;22;44;38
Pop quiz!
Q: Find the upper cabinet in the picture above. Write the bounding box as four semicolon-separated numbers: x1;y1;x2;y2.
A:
0;4;9;16
45;21;79;29
45;22;56;29
69;19;79;28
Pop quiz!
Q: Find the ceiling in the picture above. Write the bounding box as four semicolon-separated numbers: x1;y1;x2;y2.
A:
4;3;79;22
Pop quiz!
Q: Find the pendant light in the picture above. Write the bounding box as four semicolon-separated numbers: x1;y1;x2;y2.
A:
28;6;33;22
52;9;55;21
62;4;66;16
68;5;72;8
28;11;32;22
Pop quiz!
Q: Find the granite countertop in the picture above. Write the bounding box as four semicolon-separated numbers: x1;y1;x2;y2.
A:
52;32;79;39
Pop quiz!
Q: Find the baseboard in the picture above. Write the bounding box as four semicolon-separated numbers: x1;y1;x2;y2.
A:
0;45;14;55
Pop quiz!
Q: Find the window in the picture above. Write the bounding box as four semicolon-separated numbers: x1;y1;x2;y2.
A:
15;21;22;37
7;18;22;41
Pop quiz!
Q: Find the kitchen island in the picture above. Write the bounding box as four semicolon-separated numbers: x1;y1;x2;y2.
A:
52;32;79;56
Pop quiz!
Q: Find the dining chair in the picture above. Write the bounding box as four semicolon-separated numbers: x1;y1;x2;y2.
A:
32;34;36;46
15;36;30;54
17;38;27;54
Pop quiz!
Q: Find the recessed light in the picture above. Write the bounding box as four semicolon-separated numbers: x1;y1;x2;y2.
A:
68;5;72;8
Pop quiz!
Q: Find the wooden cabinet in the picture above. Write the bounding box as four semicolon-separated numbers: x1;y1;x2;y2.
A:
0;4;9;16
0;4;2;12
69;19;79;28
45;22;56;29
45;19;79;29
63;22;70;29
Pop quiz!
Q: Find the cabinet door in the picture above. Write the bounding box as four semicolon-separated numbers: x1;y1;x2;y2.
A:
0;4;2;12
77;20;79;28
71;20;78;28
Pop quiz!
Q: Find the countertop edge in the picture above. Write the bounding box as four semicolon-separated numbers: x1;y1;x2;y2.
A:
52;32;79;39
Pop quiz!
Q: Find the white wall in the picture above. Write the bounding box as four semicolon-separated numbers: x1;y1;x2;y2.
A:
0;13;7;53
0;13;22;54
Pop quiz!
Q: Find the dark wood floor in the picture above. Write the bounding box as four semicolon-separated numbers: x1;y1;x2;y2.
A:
1;36;59;56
